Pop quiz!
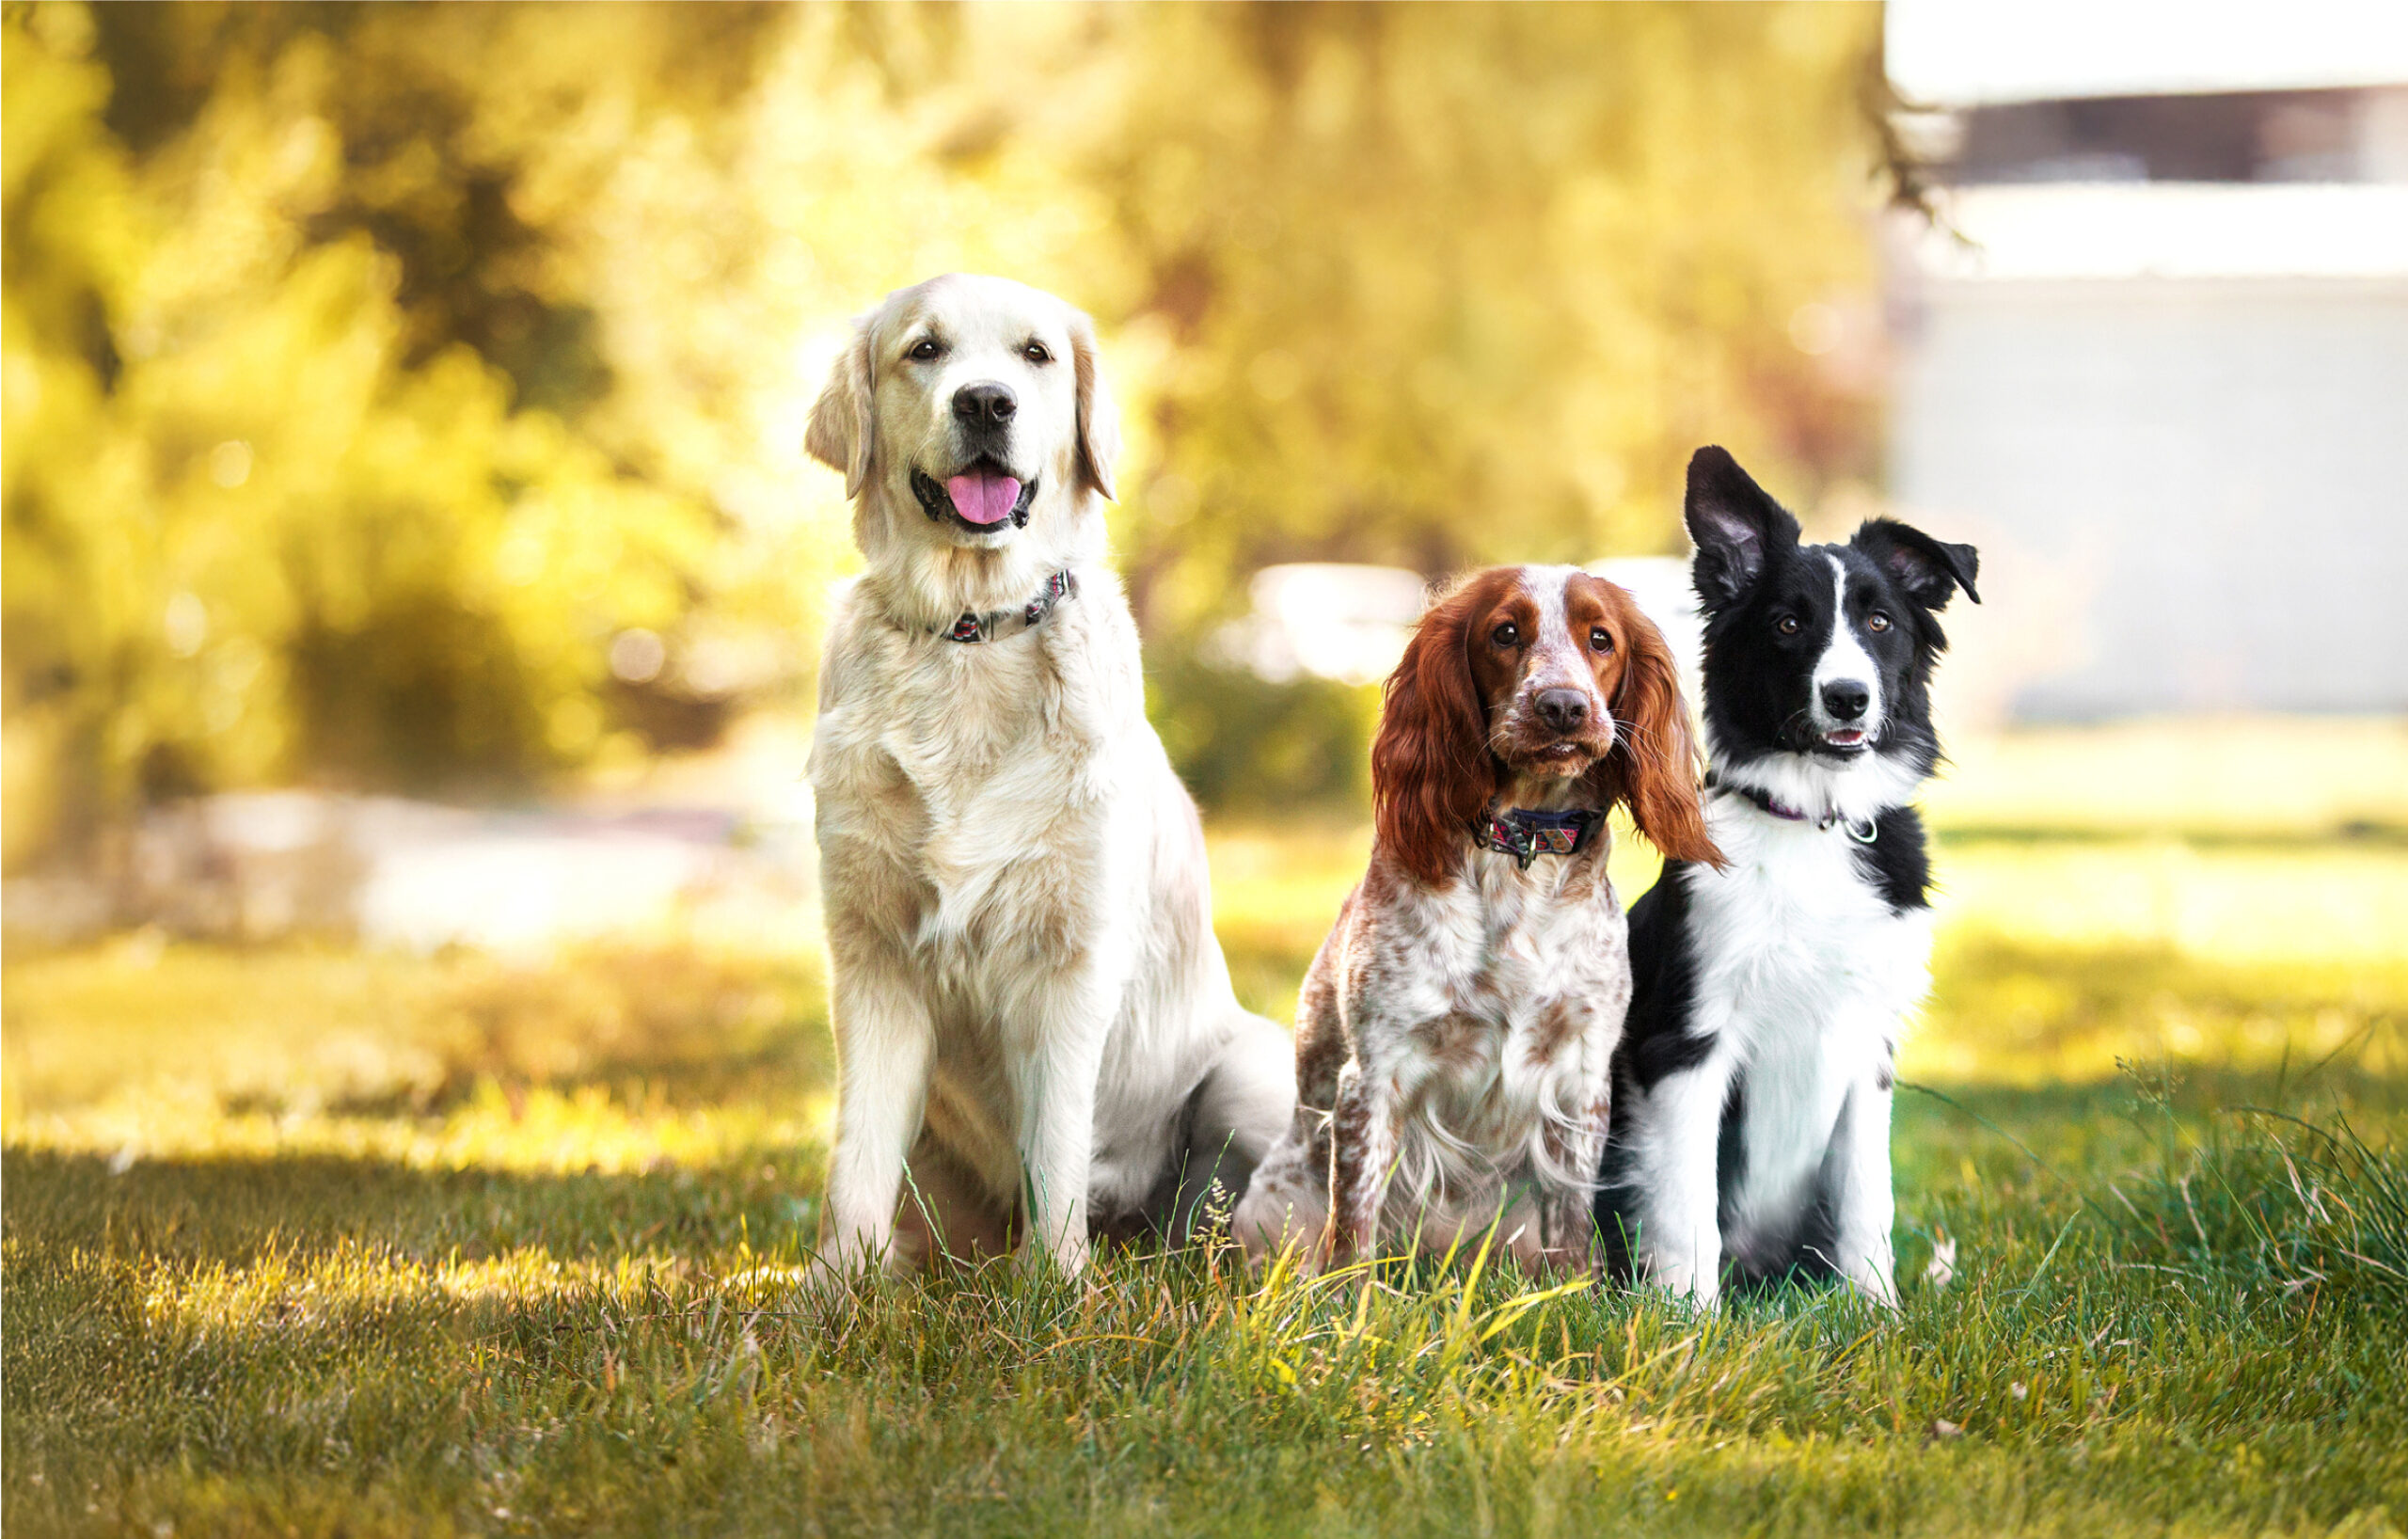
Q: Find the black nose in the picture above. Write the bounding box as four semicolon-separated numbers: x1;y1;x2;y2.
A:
1534;689;1590;734
1821;680;1871;722
952;382;1017;427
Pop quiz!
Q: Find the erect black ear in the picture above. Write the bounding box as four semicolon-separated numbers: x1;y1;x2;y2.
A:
1853;517;1981;610
1684;446;1799;614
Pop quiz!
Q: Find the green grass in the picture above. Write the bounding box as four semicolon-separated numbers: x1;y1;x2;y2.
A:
6;822;2408;1536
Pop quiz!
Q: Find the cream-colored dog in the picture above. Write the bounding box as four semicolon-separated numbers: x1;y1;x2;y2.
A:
803;274;1293;1277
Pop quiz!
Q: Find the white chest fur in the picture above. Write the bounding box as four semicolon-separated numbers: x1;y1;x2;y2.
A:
811;582;1129;962
1681;797;1931;1236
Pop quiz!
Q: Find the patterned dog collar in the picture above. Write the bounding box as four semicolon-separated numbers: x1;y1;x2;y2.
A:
1471;805;1604;870
939;569;1077;644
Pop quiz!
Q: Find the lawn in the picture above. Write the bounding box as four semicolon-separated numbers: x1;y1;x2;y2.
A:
6;738;2407;1536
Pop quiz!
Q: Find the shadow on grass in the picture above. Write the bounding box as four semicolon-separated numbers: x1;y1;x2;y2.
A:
0;1145;821;1272
0;938;835;1125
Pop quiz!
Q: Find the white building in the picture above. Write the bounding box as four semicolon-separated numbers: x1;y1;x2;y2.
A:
1885;1;2408;718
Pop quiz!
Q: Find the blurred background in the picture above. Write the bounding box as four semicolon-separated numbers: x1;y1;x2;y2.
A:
4;2;2402;1153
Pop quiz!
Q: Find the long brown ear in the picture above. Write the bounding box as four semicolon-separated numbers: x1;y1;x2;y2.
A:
1598;606;1722;868
1372;577;1497;887
805;320;876;500
1068;308;1119;500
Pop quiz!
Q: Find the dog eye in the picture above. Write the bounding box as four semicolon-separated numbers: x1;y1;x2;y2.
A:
1023;341;1053;364
1491;621;1521;648
1776;615;1800;636
909;337;943;362
1867;611;1892;633
1589;627;1614;653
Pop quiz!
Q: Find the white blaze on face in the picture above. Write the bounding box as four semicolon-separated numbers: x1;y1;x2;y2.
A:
1523;564;1608;732
1809;553;1883;740
1527;568;1584;682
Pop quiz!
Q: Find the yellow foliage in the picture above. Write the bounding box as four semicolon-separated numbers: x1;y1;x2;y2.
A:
4;2;1888;860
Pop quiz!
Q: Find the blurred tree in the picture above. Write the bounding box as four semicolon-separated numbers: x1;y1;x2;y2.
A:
4;1;1887;862
2;2;808;864
1075;4;1886;807
1087;3;1885;634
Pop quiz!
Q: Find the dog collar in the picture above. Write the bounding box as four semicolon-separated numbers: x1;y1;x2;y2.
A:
1470;805;1604;870
1708;772;1878;843
938;569;1076;644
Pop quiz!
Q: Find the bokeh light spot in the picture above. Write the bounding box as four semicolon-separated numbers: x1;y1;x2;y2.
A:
609;629;666;685
208;441;254;489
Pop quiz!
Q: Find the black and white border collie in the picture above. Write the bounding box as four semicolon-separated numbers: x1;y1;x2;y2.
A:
1596;446;1978;1308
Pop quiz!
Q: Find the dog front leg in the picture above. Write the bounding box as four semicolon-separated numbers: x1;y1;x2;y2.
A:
1629;1057;1730;1305
1007;971;1118;1277
818;964;938;1278
1826;1065;1900;1309
1321;1060;1400;1269
1536;1098;1609;1278
1536;996;1623;1277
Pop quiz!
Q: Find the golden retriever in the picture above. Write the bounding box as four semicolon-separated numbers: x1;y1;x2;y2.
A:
803;275;1292;1277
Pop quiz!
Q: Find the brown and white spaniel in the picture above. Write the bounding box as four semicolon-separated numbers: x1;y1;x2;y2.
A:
1233;564;1720;1274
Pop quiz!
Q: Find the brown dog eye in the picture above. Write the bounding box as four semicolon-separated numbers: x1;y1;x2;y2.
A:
1867;612;1892;632
1023;341;1052;364
1491;621;1520;648
1776;615;1800;636
909;337;943;361
1589;627;1614;653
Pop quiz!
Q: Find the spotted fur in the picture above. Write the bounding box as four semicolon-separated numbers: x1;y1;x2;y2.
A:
1233;566;1719;1274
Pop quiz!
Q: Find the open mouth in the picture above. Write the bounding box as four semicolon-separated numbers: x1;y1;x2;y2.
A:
1819;728;1871;753
911;463;1038;530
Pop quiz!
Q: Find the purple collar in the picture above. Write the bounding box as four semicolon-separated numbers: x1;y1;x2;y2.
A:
1708;772;1882;843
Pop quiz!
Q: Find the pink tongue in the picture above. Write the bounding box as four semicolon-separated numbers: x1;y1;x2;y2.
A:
944;472;1022;526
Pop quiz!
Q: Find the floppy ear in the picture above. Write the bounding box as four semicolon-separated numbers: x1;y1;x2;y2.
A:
1596;607;1723;868
805;320;877;500
1853;517;1980;609
1372;579;1496;887
1068;309;1119;501
1685;446;1799;615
